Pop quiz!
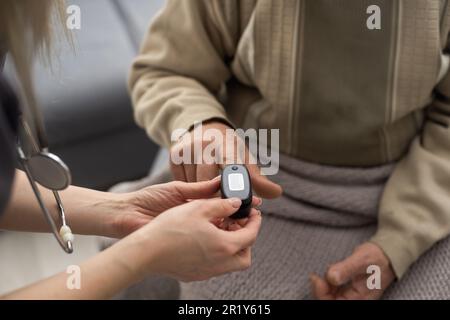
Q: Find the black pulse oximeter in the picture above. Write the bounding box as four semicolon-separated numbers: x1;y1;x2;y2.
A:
220;165;252;219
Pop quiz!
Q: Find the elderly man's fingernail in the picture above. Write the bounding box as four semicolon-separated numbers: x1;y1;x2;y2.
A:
328;270;341;285
229;198;242;208
212;175;221;181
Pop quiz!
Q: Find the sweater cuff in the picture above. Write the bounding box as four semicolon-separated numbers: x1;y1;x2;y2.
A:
370;229;417;279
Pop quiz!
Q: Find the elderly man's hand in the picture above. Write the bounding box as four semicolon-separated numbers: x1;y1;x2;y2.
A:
310;242;396;300
170;121;283;199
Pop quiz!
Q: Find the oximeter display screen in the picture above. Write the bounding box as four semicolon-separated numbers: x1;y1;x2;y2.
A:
228;173;245;191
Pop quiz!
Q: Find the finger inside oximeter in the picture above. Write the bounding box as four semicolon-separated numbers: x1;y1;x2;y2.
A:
220;165;252;219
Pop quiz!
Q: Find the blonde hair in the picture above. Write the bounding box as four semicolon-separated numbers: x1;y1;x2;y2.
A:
0;0;66;122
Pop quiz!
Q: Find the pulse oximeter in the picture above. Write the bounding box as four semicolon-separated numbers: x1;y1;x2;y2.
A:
220;165;252;219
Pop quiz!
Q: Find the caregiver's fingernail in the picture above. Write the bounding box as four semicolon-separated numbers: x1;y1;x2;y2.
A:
229;198;242;208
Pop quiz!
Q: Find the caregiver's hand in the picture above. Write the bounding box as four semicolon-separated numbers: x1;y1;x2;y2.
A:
170;121;282;199
2;195;262;299
14;172;260;240
109;177;222;238
115;197;262;282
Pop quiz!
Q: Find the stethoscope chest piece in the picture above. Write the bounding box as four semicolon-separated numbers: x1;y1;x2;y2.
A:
27;151;71;191
16;119;74;253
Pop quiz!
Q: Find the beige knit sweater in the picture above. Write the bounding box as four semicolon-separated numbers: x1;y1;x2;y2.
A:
129;0;450;278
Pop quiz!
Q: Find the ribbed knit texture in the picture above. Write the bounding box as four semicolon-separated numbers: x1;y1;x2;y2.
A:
179;154;450;299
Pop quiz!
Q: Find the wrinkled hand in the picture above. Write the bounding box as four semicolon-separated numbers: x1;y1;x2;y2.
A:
310;243;396;300
170;121;282;199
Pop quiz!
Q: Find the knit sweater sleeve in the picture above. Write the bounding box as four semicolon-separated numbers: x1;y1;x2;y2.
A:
129;0;236;147
370;54;450;278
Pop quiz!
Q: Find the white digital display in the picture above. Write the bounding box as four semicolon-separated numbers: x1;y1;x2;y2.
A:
228;173;245;191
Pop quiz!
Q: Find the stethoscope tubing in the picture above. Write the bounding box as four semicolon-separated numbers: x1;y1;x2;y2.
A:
17;135;73;253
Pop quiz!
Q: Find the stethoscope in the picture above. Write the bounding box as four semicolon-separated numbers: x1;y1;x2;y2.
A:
15;92;74;254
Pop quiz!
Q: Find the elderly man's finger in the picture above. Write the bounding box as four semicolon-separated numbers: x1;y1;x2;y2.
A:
196;163;220;182
170;161;187;182
247;163;283;199
326;253;368;286
310;273;335;300
183;164;197;182
335;285;366;300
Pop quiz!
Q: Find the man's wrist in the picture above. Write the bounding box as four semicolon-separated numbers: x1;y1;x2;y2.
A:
199;118;234;130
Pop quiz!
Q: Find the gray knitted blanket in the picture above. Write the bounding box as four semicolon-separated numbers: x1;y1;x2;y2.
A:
178;154;450;300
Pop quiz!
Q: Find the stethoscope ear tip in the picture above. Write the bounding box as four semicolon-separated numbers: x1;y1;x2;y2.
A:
60;225;74;254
